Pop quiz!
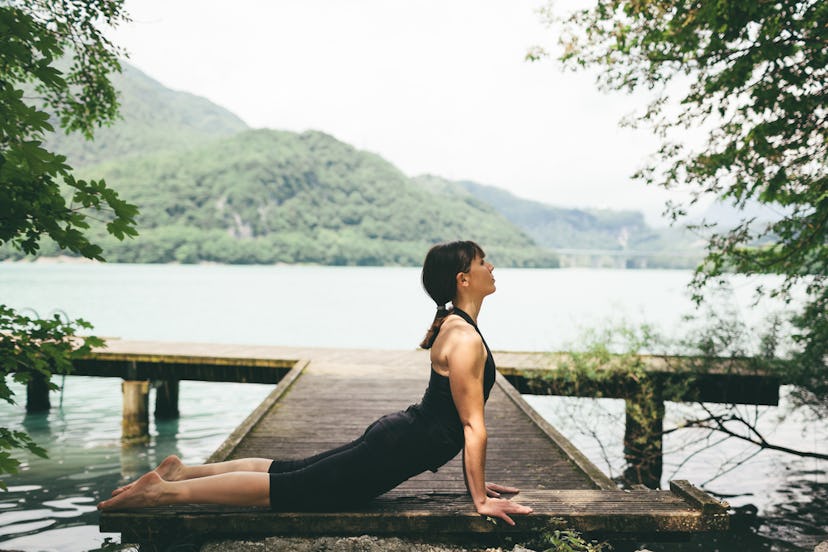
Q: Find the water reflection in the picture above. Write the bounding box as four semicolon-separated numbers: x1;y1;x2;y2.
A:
0;376;272;551
21;411;51;440
636;474;827;551
525;393;828;551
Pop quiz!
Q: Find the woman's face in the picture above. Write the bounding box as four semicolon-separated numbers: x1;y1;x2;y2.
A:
462;254;496;297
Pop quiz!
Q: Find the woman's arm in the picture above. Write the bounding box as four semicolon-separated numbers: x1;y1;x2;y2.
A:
448;329;533;526
462;451;522;498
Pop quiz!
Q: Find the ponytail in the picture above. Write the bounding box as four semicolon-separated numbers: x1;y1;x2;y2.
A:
420;305;452;349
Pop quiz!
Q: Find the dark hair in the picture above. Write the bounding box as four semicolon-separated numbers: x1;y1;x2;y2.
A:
419;241;485;349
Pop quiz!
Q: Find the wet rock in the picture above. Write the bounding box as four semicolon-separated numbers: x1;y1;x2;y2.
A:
498;544;535;552
814;541;828;552
200;535;519;552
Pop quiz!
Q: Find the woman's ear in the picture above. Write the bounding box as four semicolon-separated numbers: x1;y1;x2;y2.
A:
455;271;468;287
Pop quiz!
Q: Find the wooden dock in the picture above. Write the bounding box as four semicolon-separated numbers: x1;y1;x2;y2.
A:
93;340;729;548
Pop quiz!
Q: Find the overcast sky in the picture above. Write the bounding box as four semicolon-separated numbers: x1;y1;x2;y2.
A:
109;0;706;227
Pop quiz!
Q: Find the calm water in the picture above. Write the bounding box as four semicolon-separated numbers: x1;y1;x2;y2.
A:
0;263;824;551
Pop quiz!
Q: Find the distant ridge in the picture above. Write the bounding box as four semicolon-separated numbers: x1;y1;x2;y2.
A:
415;175;702;262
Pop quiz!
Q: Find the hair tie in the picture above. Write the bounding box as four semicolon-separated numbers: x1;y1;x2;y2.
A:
436;304;447;312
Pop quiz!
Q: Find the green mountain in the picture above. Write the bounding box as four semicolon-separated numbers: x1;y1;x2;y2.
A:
415;175;702;267
11;63;554;267
36;129;554;267
43;64;248;167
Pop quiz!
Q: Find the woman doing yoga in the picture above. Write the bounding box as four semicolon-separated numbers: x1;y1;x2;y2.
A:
97;241;533;526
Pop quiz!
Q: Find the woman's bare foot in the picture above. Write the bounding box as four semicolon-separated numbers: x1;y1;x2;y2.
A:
98;471;166;510
111;455;185;497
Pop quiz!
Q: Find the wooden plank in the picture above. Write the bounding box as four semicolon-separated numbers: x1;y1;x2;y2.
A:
669;480;730;513
494;375;617;490
84;351;295;368
496;353;781;406
70;358;295;384
495;351;778;377
226;358;599;494
207;359;309;464
101;489;728;541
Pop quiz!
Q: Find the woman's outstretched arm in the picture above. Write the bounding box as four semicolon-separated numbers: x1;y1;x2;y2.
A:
448;328;533;526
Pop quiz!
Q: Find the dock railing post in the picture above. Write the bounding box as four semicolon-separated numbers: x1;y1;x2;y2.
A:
122;379;150;444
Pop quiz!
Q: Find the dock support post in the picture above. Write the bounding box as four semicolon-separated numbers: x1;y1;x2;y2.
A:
154;379;180;419
623;387;664;489
26;373;51;413
122;380;150;444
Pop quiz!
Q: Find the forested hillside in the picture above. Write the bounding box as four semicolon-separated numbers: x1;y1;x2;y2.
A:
415;175;702;264
20;128;557;266
43;64;248;167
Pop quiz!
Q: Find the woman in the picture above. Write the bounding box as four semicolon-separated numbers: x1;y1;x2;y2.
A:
98;241;532;526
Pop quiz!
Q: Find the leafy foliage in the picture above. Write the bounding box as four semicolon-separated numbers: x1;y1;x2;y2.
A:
0;306;104;487
543;0;827;399
531;524;612;552
0;0;135;478
0;0;138;259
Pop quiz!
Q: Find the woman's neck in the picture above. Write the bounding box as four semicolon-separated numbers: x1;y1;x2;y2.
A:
453;298;482;323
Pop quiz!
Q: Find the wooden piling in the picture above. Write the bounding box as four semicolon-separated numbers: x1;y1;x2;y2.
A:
623;390;665;489
26;373;51;413
122;380;150;444
154;379;180;419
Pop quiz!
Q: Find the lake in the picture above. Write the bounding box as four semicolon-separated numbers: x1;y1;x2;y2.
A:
0;263;824;551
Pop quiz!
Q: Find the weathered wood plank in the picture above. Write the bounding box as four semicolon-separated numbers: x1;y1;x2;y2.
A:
225;355;598;496
207;360;309;463
494;375;617;491
669;480;730;513
101;489;728;540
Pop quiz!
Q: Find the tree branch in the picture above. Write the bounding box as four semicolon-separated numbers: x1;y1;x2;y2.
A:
678;408;828;460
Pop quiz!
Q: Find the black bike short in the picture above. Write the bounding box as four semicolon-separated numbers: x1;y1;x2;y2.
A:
267;408;460;510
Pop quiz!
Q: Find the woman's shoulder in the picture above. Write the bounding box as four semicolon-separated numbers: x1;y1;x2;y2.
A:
441;313;477;333
430;315;485;376
436;315;483;350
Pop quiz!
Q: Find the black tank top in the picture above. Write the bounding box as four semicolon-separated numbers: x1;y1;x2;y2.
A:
413;307;497;449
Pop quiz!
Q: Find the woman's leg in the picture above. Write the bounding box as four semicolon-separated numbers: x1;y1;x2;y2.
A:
267;426;423;510
104;440;371;509
172;456;273;479
111;455;272;497
268;437;366;474
98;470;270;510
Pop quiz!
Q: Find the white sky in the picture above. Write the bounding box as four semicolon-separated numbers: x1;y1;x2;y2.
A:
110;0;706;227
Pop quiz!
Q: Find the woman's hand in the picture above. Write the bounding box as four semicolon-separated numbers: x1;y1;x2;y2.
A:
486;482;519;498
477;496;534;526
